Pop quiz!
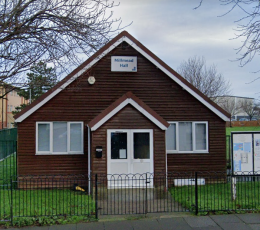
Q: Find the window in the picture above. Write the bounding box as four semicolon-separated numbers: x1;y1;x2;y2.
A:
166;122;208;153
36;122;84;154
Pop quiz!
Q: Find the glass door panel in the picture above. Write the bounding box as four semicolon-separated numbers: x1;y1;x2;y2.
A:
134;133;150;159
111;132;127;159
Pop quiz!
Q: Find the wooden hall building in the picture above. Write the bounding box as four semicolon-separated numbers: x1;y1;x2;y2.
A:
14;31;230;178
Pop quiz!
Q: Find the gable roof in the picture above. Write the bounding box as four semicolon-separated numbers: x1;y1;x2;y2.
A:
88;92;169;131
14;31;230;122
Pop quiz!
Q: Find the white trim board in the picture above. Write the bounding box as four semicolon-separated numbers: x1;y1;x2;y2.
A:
91;98;168;131
15;35;229;123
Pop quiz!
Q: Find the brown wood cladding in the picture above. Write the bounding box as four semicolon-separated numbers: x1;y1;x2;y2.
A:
17;41;226;175
91;105;166;175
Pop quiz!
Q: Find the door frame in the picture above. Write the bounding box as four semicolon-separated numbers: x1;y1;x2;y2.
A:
107;129;154;175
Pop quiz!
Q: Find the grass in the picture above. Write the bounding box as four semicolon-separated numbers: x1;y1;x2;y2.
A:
170;180;260;214
0;188;95;224
226;126;260;137
0;153;95;227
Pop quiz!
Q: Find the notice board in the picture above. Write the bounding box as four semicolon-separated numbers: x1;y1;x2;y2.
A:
232;132;260;175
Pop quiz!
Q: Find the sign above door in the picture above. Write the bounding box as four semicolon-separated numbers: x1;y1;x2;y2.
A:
111;56;137;72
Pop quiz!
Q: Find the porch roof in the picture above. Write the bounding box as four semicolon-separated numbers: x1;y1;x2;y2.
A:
88;91;170;131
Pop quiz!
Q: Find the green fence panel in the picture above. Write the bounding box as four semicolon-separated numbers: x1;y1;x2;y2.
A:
0;128;17;183
0;128;17;141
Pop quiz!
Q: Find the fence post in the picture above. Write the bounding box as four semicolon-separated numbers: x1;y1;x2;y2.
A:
195;172;198;215
95;174;98;220
10;178;13;226
232;176;237;200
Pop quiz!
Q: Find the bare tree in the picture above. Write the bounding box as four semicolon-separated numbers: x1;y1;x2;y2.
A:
0;0;123;86
195;0;260;75
212;96;241;118
177;56;231;98
240;99;260;120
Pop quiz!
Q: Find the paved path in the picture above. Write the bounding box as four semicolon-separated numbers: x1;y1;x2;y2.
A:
8;213;260;230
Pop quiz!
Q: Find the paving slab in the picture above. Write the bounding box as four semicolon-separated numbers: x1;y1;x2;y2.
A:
236;214;260;224
24;226;50;230
190;227;222;230
217;223;253;230
49;224;76;230
158;217;192;230
103;220;133;230
249;224;260;230
184;216;218;228
77;222;104;230
130;219;161;230
210;214;242;224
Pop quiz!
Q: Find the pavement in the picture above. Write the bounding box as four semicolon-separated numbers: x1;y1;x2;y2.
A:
7;212;260;230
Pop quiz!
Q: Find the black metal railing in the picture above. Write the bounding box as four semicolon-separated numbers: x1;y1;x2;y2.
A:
96;172;260;216
0;175;96;224
0;171;259;225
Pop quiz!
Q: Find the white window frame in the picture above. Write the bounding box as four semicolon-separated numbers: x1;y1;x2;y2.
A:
166;121;208;154
36;121;84;155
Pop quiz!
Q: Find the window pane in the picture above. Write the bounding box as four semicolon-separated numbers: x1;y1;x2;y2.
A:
179;122;192;151
111;133;127;159
195;123;206;150
70;123;82;151
134;133;150;159
38;124;50;151
166;124;176;150
53;122;67;152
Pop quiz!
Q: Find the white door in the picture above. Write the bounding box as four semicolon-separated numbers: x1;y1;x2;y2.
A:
107;129;153;187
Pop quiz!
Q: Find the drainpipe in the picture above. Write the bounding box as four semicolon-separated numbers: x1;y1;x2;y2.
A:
165;131;168;189
87;125;91;195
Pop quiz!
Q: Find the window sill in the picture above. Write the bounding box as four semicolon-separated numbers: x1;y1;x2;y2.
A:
36;152;84;155
167;151;209;154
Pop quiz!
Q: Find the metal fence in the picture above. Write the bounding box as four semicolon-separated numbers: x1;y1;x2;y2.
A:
0;175;96;224
96;172;260;216
0;171;259;225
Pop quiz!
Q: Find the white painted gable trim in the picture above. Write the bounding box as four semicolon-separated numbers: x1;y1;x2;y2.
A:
91;98;168;131
123;37;230;121
15;35;229;122
15;38;125;123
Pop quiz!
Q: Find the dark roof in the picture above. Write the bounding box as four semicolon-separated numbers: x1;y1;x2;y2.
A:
14;31;230;122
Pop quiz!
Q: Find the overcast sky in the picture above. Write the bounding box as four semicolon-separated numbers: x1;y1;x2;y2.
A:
111;0;260;99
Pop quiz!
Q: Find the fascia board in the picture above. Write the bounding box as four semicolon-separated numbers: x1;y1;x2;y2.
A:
123;37;230;122
91;98;168;131
15;38;125;123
